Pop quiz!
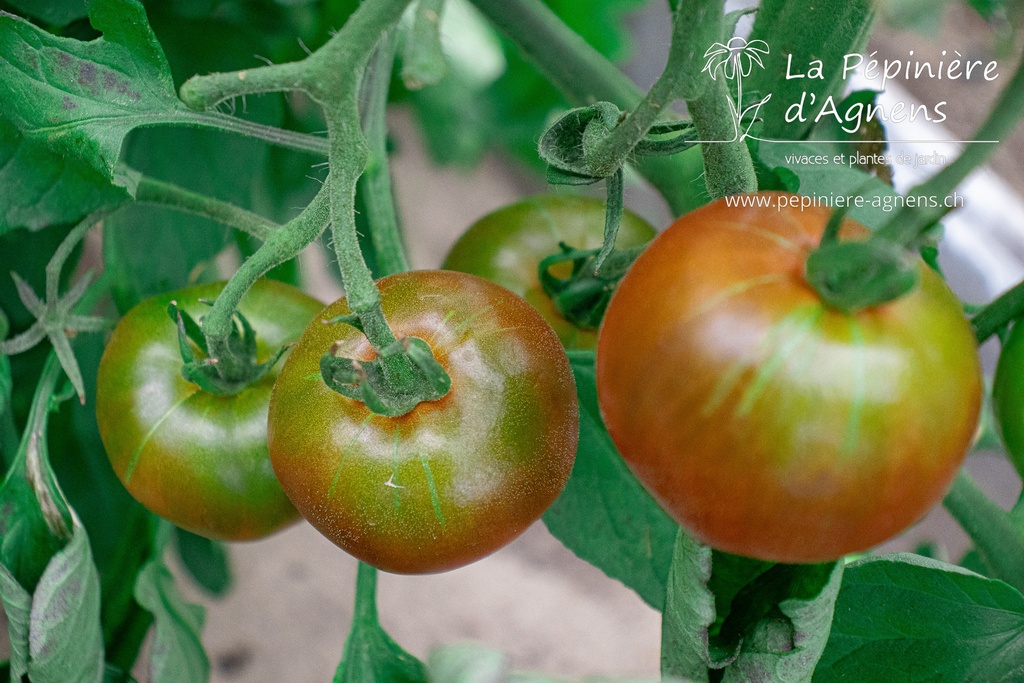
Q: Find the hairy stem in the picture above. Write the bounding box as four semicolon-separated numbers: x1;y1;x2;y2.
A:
469;0;706;215
361;31;411;276
135;175;277;240
689;77;757;198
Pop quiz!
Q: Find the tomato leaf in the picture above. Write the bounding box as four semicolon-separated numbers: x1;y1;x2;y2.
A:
133;522;210;683
543;350;678;611
2;0;88;27
745;0;875;140
0;118;130;235
0;523;105;683
756;141;897;230
173;527;232;597
661;532;843;683
813;554;1024;681
0;0;186;184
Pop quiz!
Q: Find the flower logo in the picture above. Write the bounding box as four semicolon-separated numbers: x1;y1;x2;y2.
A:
702;37;771;141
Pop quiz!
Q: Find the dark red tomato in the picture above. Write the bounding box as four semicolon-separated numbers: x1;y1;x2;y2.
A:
268;270;578;574
993;321;1024;477
597;192;982;563
442;195;656;349
96;280;323;541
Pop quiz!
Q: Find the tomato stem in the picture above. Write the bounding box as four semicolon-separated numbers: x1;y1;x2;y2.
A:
469;0;706;215
875;50;1024;248
942;471;1024;593
360;31;411;277
135;174;277;241
971;278;1024;344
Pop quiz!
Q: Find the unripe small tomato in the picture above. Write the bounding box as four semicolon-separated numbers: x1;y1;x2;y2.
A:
443;195;656;349
992;322;1024;478
96;280;323;541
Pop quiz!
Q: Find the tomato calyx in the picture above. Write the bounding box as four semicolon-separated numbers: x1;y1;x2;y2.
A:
538;242;645;329
318;313;451;417
168;302;289;395
804;209;919;312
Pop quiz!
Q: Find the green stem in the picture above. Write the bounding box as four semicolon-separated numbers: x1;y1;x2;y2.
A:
361;31;410;276
876;51;1024;246
180;62;310;111
943;471;1024;592
689;76;757;199
201;187;332;375
135;175;277;240
353;561;380;623
971;278;1024;343
469;0;704;215
587;0;721;176
45;210;110;306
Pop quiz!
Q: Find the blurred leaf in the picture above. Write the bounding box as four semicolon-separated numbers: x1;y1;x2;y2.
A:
543;350;678;611
0;0;186;183
134;522;209;683
0;523;105;683
814;554;1024;681
174;527;232;597
746;0;875;140
3;0;88;27
756;140;897;230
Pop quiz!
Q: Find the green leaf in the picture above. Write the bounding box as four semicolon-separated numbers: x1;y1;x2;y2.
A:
660;532;718;682
0;0;186;183
543;350;678;611
718;562;842;682
746;0;875;140
0;523;105;683
134;523;209;683
813;554;1024;681
756;140;898;230
0;118;129;234
3;0;88;27
173;527;231;597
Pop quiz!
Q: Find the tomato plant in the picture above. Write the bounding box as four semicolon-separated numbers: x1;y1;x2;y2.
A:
268;270;578;574
2;0;1024;681
96;279;322;541
597;193;983;563
443;195;655;348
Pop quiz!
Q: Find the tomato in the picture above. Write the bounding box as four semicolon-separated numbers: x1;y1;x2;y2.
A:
268;270;578;574
96;280;323;541
596;192;982;563
992;322;1024;477
442;195;656;349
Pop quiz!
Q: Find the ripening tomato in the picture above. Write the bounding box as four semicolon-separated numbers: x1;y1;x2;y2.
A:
96;280;323;540
268;270;579;574
992;321;1024;478
597;192;982;563
443;195;656;349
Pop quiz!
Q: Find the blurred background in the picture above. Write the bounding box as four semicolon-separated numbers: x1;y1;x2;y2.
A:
2;0;1023;680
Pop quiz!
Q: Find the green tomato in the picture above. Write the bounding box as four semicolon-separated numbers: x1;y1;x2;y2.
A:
268;270;579;574
993;321;1024;477
443;195;656;349
96;280;323;541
